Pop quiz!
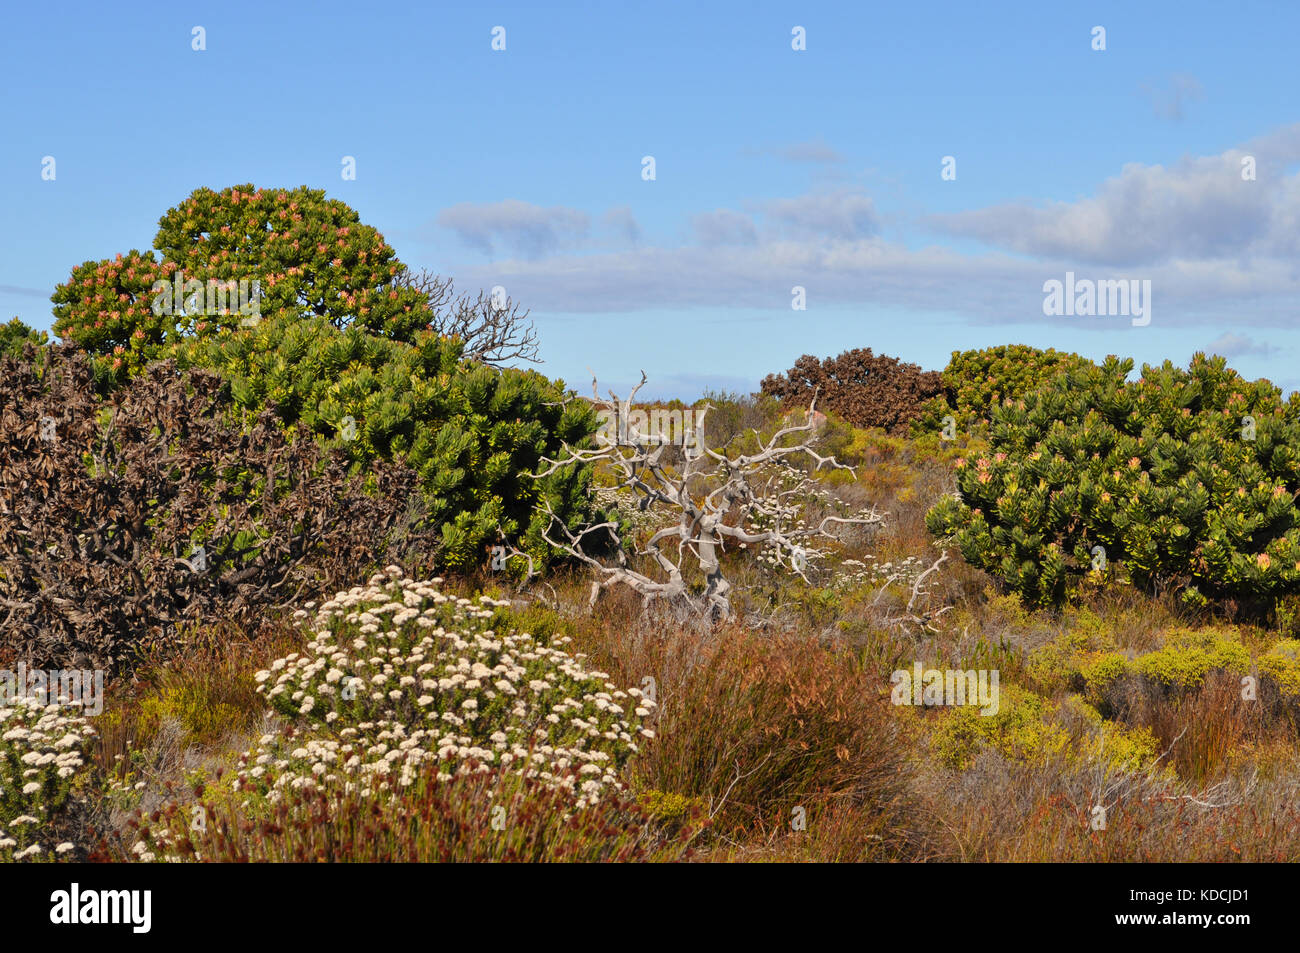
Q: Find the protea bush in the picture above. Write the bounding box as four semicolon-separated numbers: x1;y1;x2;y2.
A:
173;313;599;569
927;353;1300;611
913;344;1096;438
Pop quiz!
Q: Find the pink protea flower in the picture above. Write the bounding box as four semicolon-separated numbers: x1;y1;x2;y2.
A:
1258;553;1272;570
1128;457;1141;469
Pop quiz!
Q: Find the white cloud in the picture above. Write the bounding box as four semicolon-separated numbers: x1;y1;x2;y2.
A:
692;209;758;246
763;138;845;163
440;127;1300;331
437;199;589;258
763;189;880;240
1203;331;1278;358
930;123;1300;266
1140;73;1205;121
601;206;642;246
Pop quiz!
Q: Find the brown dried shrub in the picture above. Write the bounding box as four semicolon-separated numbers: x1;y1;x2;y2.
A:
760;348;943;435
0;344;437;674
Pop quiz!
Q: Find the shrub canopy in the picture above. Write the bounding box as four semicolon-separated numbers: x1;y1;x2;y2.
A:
172;315;598;569
913;344;1096;438
927;353;1300;610
51;184;432;385
760;348;942;435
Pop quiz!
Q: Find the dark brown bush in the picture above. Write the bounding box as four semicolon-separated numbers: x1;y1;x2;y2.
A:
760;348;942;435
0;344;437;674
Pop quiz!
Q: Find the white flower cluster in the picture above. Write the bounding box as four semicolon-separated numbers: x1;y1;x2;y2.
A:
742;464;880;579
0;696;96;862
832;553;931;589
241;566;655;809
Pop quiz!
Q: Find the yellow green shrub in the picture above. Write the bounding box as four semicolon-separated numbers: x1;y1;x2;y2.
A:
1059;696;1161;774
137;683;252;748
1258;638;1300;702
931;686;1161;776
1134;628;1251;693
1026;624;1116;696
931;686;1068;770
1080;651;1132;712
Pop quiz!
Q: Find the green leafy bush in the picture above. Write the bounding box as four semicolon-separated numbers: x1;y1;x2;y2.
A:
1078;629;1251;717
927;353;1300;610
173;314;597;568
50;250;172;385
930;684;1158;772
1080;651;1133;716
1132;628;1251;693
50;184;432;385
913;344;1096;438
0;318;48;360
153;184;431;341
1258;638;1300;706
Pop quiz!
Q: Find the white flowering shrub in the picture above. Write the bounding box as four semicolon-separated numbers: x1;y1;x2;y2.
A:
240;566;654;809
0;697;96;862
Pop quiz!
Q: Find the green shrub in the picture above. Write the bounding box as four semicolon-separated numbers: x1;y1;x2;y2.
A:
931;685;1067;770
50;184;432;387
913;344;1095;439
932;684;1159;773
1080;651;1133;715
0;317;48;360
1132;629;1251;694
1026;632;1098;695
927;353;1300;610
1258;638;1300;704
173;314;598;568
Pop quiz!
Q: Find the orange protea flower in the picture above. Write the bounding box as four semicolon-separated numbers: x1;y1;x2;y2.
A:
1257;553;1271;570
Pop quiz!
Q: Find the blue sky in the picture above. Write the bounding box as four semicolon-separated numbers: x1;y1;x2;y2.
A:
3;0;1299;398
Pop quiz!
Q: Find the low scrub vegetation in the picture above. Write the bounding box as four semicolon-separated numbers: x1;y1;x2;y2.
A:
9;184;1300;864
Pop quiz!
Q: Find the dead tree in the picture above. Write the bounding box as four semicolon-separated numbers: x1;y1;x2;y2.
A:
531;373;883;621
394;267;539;366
